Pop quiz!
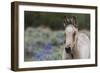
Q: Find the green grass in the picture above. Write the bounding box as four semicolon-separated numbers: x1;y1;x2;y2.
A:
24;27;64;61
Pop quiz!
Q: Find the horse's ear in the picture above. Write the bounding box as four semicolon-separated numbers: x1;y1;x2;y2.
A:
72;16;77;27
64;16;67;27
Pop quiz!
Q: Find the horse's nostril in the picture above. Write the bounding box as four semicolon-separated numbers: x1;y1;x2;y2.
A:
65;47;71;53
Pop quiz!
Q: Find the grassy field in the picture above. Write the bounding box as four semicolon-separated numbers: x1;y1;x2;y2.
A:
24;27;64;61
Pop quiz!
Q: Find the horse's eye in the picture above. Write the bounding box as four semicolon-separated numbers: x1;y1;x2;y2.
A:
64;33;66;37
73;32;76;40
73;32;76;36
64;33;66;43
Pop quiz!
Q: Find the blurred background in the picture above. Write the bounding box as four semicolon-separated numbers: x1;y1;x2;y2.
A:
24;11;90;61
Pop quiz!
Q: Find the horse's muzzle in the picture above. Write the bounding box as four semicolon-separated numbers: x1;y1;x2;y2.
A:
65;47;71;53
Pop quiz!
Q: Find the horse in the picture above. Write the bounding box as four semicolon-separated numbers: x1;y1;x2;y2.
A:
62;16;90;59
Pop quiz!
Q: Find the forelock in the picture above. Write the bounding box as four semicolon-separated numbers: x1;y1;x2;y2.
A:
65;25;75;33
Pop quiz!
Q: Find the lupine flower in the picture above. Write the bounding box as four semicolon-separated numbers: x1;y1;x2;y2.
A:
43;43;52;54
34;52;45;61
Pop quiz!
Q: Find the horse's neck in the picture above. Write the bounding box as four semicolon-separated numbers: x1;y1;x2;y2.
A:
79;30;90;39
72;34;80;59
73;31;90;59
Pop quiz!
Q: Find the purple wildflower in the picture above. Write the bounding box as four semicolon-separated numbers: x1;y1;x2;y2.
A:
43;43;52;54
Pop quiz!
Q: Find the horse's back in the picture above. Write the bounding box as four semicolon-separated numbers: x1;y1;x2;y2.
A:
79;30;90;39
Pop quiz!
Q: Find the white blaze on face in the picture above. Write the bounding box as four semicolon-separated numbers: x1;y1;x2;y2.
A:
65;25;76;48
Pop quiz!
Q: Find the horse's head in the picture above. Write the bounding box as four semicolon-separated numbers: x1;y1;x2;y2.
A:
64;16;78;54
